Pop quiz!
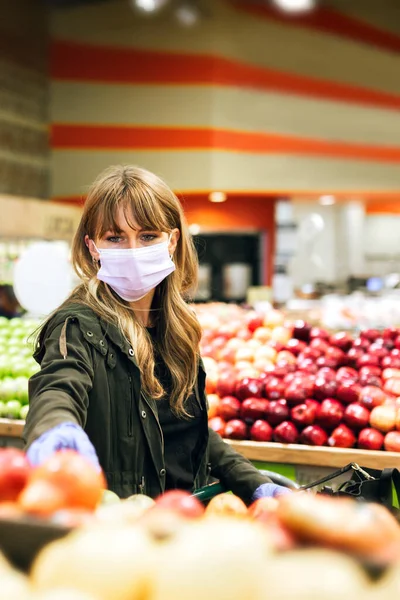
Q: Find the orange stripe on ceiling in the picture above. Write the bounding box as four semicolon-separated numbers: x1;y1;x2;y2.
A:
54;191;400;205
231;1;400;55
51;124;400;164
51;41;400;112
366;201;400;214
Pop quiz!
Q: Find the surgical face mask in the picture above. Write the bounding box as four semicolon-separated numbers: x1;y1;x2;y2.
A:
93;236;175;302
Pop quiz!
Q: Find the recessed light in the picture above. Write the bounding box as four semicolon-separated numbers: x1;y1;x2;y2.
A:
132;0;169;13
319;195;336;206
272;0;316;14
209;191;227;203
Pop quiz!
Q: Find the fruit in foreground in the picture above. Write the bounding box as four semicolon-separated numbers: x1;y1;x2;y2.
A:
19;450;106;515
0;448;31;502
204;493;248;518
154;490;204;519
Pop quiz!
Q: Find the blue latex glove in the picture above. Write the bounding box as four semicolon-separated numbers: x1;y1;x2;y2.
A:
252;483;293;501
27;423;100;471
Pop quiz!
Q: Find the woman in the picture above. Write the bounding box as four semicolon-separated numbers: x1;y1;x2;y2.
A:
24;165;288;502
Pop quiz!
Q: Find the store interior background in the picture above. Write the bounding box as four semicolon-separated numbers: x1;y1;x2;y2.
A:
2;0;400;322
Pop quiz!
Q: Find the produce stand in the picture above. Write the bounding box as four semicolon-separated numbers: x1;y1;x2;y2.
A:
1;418;398;486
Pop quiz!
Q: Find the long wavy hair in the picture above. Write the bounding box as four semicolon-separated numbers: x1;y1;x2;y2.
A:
64;165;201;417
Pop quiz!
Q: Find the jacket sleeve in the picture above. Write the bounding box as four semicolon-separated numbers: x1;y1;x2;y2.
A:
23;319;95;448
207;428;272;504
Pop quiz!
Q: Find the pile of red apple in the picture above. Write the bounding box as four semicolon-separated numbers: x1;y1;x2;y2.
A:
198;305;400;452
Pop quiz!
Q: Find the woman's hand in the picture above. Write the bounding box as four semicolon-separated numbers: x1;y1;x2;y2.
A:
26;422;100;471
251;482;293;501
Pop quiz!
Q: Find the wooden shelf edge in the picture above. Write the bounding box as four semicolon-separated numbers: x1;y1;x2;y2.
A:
0;419;24;438
226;439;400;470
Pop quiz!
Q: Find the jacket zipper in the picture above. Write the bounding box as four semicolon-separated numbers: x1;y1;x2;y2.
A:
138;476;146;494
128;376;133;437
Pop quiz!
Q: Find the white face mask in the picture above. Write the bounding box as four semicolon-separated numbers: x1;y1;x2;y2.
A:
94;236;175;302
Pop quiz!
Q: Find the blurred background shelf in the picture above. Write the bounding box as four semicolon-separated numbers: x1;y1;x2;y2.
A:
227;440;400;470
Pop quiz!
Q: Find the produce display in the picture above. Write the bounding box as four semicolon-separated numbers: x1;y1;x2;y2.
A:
0;447;400;599
196;304;400;452
0;317;39;421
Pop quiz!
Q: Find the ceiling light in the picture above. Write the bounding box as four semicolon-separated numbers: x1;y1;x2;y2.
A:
209;191;227;203
189;223;201;235
132;0;169;13
271;0;316;14
319;195;336;206
175;3;201;27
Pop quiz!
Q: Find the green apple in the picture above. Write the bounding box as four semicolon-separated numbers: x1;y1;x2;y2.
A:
4;400;22;420
19;404;29;420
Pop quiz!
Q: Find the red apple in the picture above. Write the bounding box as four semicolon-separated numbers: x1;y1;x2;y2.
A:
235;377;263;401
359;386;387;409
328;424;356;448
296;358;318;374
245;311;264;333
336;381;362;405
316;356;339;370
347;347;365;366
368;343;389;360
273;421;299;444
305;398;320;412
309;338;330;354
384;430;400;452
383;327;399;341
352;337;371;351
264;377;287;400
218;396;241;421
250;419;273;442
266;399;289;426
310;327;330;340
268;340;285;353
330;332;353;352
381;355;400;369
336;367;359;384
273;361;296;378
394;335;400;350
360;329;381;342
343;403;370;430
216;372;237;398
0;448;31;502
284;384;308;406
358;373;382;388
208;416;226;437
325;346;347;365
358;428;384;450
317;367;336;381
359;366;382;379
285;338;306;356
224;419;248;440
291;403;316;428
391;348;400;357
240;398;269;424
300;425;328;446
316;398;344;430
292;320;311;342
357;354;380;369
155;490;204;518
313;377;338;400
299;347;323;361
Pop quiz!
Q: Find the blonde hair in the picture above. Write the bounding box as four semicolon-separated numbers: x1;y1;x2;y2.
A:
66;165;201;417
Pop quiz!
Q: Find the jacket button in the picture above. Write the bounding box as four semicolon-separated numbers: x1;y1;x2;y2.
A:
87;331;93;337
99;340;105;347
141;410;147;418
129;349;134;356
159;468;166;477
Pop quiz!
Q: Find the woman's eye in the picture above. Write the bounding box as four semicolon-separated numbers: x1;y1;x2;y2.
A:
106;236;123;243
140;234;157;243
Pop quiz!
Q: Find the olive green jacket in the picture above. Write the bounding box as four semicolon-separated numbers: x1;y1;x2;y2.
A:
23;304;269;501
